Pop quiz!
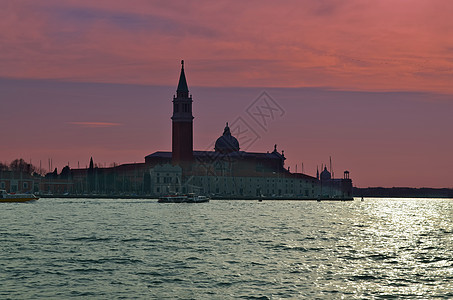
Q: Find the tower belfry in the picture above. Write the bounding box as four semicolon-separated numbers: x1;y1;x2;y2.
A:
171;60;193;165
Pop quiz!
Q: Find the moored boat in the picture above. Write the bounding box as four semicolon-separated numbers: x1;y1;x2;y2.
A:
158;193;209;203
0;190;39;203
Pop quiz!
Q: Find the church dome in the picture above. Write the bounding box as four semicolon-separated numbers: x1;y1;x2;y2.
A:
320;167;331;181
215;123;239;154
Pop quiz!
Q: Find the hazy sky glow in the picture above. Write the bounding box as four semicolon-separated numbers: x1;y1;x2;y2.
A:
1;0;452;187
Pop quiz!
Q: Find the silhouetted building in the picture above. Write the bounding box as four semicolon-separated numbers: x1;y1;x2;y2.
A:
43;60;353;199
143;61;353;198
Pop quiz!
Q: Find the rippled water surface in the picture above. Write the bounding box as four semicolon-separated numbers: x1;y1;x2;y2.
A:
0;198;452;299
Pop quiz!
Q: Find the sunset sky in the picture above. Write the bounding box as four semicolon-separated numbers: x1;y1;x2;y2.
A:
1;0;452;188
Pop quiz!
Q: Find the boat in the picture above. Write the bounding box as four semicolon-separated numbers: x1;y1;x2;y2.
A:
0;190;39;203
158;193;210;203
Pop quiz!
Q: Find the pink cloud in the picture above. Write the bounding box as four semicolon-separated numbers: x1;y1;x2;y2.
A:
0;1;452;93
68;122;122;128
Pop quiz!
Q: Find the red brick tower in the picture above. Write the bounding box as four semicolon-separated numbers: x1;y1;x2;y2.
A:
172;60;193;165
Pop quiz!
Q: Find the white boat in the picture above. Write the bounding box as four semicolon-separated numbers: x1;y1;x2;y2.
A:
0;190;39;203
158;193;209;203
190;195;209;203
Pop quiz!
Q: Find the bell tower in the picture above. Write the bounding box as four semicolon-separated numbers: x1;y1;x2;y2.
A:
172;60;193;165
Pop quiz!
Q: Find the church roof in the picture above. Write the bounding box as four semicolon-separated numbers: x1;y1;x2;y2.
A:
146;151;172;159
145;150;284;160
144;150;315;180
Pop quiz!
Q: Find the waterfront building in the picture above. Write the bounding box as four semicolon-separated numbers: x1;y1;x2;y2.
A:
143;61;352;199
0;170;37;193
26;60;352;199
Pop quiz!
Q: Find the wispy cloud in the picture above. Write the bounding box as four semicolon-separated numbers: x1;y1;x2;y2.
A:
68;122;121;128
0;0;452;92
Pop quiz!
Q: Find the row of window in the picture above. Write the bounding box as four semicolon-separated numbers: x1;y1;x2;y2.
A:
192;177;315;186
155;177;179;184
173;103;191;113
0;182;29;189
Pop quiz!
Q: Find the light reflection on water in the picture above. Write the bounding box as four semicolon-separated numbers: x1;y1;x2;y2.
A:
339;199;452;298
0;198;452;299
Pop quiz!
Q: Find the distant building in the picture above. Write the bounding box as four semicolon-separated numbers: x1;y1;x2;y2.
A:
36;60;353;199
0;170;37;193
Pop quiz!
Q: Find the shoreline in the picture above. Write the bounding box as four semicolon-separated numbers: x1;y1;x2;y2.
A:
37;194;354;201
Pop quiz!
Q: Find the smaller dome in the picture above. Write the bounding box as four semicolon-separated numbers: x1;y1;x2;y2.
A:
215;123;240;154
320;167;331;181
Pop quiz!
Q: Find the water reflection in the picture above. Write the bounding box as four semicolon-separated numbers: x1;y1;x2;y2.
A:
342;199;453;298
0;198;451;298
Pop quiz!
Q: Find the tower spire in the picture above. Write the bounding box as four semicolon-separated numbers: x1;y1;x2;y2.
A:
177;60;189;98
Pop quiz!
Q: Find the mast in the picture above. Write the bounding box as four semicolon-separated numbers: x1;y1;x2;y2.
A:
330;156;332;179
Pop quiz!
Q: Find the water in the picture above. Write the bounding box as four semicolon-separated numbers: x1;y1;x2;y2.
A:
0;198;452;299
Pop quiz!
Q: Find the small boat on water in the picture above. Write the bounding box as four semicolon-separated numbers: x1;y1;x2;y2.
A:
0;190;39;203
158;193;210;203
